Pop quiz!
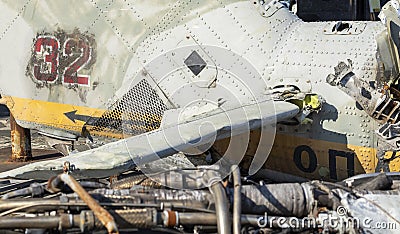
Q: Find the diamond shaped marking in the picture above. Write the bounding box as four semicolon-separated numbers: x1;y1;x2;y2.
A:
184;51;206;76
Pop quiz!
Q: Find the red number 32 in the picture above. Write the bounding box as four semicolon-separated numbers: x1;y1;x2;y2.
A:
32;34;92;86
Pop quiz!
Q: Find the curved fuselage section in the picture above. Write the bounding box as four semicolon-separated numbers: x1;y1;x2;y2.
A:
0;0;388;180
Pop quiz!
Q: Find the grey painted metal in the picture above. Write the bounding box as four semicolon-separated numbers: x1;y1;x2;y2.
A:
0;0;385;147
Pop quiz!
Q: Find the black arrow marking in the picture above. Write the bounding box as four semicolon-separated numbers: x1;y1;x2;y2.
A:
64;110;99;125
63;110;162;130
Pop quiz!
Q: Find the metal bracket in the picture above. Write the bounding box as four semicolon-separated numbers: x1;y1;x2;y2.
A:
254;0;285;18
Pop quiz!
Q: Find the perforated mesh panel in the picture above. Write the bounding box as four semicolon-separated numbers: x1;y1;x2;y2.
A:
87;79;167;138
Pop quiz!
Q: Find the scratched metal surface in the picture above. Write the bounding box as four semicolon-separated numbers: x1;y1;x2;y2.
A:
0;0;384;147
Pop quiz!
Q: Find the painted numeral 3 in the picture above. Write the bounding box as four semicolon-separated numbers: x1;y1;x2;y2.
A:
33;36;59;83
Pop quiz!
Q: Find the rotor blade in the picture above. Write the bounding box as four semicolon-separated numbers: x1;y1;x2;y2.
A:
0;101;299;180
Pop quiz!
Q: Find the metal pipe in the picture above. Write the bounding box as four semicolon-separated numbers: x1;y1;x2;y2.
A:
0;216;59;229
47;173;119;234
209;182;231;234
110;209;158;228
178;213;299;228
0;211;302;230
0;199;86;212
232;165;241;234
178;213;217;225
2;182;44;199
1;187;32;200
0;199;211;214
10;113;32;161
0;215;74;229
177;213;258;226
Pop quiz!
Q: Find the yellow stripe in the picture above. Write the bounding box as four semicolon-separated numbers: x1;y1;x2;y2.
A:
4;96;163;138
213;131;400;181
4;96;104;133
266;133;377;181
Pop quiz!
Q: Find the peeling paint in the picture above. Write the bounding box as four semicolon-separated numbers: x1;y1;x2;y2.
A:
26;28;96;102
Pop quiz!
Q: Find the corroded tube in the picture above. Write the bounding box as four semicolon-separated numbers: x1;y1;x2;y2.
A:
47;173;119;234
10;113;31;161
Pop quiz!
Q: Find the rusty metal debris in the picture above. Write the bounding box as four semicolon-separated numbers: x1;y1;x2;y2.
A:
3;0;400;233
47;173;119;234
0;168;397;233
9;113;32;162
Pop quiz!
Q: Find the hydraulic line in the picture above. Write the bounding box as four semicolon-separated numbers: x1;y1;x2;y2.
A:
232;165;241;234
209;182;231;234
1;182;44;199
1;181;106;200
0;211;301;230
0;213;82;230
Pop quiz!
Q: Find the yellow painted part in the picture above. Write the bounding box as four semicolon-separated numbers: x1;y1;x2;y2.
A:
4;96;163;139
213;131;385;181
4;96;105;133
287;94;321;111
304;94;321;109
266;133;377;181
386;151;400;172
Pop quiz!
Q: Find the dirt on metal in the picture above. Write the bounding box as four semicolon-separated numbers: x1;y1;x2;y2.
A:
47;173;119;234
10;113;32;162
0;116;62;172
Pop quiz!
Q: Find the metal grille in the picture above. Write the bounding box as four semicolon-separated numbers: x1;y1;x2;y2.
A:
87;79;167;138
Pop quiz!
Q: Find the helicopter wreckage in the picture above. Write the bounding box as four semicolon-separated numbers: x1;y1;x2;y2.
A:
2;0;400;233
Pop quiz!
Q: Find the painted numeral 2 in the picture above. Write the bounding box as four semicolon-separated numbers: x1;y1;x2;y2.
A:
33;35;92;86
